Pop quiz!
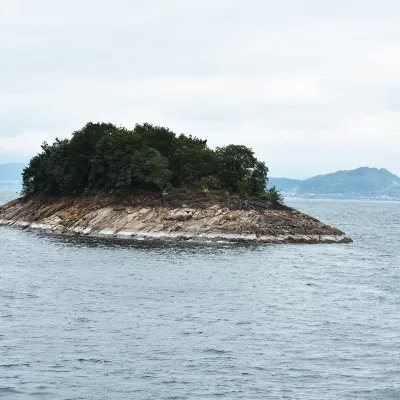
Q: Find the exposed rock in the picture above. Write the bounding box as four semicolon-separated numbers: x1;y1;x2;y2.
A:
167;208;195;221
0;196;353;244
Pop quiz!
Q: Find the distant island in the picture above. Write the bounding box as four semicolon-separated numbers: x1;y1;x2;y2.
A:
269;167;400;200
0;163;25;189
0;122;351;244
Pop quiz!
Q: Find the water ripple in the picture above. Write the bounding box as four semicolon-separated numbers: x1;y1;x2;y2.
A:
0;191;399;399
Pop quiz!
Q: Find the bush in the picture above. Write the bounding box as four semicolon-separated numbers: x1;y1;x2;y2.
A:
199;175;221;190
260;186;284;204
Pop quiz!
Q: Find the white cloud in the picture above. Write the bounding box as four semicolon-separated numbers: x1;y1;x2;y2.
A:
0;0;400;178
0;130;55;156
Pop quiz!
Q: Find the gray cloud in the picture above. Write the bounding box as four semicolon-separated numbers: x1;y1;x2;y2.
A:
1;0;400;178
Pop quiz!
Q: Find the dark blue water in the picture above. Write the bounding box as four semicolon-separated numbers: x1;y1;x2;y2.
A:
1;190;399;399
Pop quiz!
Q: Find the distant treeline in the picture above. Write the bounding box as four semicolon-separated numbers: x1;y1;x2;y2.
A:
22;122;280;201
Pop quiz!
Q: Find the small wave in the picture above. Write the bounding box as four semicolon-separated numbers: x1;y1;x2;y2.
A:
203;348;230;355
77;359;111;364
0;363;30;368
0;387;23;394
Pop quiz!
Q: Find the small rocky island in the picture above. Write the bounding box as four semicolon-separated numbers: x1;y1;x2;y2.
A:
0;122;352;244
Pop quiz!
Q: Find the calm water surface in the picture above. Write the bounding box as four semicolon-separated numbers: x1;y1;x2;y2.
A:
0;190;399;399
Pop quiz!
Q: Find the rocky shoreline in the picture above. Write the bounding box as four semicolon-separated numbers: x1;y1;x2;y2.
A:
0;197;352;244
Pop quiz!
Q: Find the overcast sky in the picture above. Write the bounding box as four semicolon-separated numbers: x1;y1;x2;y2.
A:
1;0;399;178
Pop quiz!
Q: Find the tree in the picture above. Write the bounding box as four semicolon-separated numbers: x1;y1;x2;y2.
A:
89;128;141;193
138;148;172;190
22;139;72;196
22;121;273;201
250;161;269;194
134;123;177;159
216;145;267;194
68;122;120;192
170;134;218;184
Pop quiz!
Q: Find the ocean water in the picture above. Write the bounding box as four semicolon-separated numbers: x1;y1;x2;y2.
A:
0;189;399;400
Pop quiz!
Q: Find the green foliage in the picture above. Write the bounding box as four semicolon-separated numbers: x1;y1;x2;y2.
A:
199;175;221;191
137;148;171;191
198;175;221;196
260;186;284;204
267;186;285;204
171;134;218;184
250;161;269;194
22;122;272;199
216;145;269;195
237;177;252;198
216;145;255;189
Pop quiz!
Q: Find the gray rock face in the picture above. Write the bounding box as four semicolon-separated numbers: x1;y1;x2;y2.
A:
0;197;353;244
167;209;195;221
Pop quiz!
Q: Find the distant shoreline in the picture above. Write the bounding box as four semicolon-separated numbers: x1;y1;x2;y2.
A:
0;182;22;189
269;167;400;200
284;195;400;202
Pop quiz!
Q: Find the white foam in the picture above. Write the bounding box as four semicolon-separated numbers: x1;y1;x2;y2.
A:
98;229;116;235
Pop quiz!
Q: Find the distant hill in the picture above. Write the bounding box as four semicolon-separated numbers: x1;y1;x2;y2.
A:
269;167;400;199
0;163;25;186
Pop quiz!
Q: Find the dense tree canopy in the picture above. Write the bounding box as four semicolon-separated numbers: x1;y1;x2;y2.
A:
22;122;279;200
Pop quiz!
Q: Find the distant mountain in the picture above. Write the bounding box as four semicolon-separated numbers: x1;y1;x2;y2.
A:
269;167;400;199
268;178;301;193
0;163;25;186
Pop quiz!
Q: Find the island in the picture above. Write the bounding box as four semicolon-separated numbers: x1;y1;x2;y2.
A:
0;163;25;189
269;167;400;200
0;122;352;244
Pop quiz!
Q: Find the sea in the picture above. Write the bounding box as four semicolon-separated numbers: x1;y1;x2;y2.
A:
0;189;399;400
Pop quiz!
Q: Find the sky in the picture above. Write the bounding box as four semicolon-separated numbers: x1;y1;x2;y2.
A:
1;0;399;178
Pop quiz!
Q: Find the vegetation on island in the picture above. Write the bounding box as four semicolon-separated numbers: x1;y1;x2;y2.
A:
22;122;283;205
